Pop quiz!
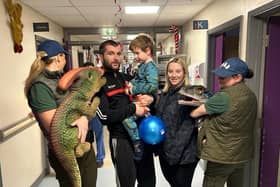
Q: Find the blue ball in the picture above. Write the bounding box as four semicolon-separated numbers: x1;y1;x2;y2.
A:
139;116;166;145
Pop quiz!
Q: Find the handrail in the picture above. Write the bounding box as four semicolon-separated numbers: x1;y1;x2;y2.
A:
0;113;37;143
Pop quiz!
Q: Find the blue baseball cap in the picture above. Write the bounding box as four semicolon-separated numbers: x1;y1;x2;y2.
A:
38;40;68;60
214;57;249;78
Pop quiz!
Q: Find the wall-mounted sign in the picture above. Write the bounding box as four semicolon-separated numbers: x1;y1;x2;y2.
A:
193;20;208;30
33;22;49;32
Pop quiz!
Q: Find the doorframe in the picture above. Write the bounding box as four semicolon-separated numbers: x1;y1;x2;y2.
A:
246;1;280;187
206;16;242;91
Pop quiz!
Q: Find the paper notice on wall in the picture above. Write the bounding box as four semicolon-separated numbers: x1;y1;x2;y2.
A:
188;63;205;86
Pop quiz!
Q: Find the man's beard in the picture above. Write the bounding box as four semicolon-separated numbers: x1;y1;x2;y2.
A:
103;60;119;71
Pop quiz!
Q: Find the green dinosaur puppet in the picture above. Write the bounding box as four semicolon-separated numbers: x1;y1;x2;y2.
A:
49;67;106;187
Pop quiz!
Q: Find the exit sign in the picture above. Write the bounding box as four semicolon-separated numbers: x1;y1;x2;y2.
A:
193;20;208;30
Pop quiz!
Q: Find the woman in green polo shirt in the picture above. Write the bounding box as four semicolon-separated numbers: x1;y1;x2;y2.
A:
24;40;97;187
191;57;257;187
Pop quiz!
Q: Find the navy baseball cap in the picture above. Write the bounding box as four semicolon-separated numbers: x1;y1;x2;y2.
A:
38;40;68;60
214;57;249;78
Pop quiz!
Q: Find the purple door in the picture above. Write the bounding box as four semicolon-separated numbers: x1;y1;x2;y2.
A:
260;16;280;187
214;34;223;92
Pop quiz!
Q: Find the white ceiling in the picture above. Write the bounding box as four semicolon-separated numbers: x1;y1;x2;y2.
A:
21;0;215;43
21;0;215;28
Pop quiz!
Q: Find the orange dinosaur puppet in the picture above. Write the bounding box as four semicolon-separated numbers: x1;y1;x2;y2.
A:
4;0;24;53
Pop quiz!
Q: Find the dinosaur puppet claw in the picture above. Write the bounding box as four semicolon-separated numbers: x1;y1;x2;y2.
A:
75;142;91;158
14;44;23;53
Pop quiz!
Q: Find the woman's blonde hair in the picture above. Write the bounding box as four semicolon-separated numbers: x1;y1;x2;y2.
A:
24;51;56;97
162;57;190;93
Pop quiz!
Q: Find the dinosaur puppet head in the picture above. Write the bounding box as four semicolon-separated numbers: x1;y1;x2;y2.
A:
178;85;212;106
58;67;106;109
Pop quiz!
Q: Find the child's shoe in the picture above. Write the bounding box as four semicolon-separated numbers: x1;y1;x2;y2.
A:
96;160;104;168
133;140;144;161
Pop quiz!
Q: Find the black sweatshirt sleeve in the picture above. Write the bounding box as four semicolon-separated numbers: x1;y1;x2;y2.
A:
96;91;136;124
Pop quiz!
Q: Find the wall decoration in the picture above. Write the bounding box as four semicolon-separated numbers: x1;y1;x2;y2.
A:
168;25;179;54
114;0;123;27
4;0;24;53
188;63;205;86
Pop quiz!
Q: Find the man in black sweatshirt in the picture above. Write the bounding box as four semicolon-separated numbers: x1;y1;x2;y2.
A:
96;40;156;187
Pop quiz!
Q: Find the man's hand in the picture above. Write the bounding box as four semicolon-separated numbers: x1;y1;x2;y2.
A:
136;94;154;107
135;102;150;116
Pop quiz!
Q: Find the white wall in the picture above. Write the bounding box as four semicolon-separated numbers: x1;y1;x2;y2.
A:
0;0;276;186
180;0;274;186
71;45;83;68
0;1;64;186
182;0;274;66
0;124;44;187
0;1;63;128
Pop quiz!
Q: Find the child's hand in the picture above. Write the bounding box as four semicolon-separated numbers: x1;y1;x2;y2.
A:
125;81;133;95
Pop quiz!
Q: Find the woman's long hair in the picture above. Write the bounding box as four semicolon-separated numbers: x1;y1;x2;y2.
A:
24;51;55;97
162;57;190;93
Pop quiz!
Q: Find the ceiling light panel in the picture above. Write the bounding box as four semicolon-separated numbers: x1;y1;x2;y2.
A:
125;6;160;14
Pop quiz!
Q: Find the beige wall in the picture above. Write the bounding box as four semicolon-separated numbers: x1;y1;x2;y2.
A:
71;45;83;68
0;1;63;186
182;0;274;67
0;1;63;129
0;124;44;187
0;0;276;186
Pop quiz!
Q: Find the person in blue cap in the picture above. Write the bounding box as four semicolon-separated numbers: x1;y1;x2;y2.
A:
190;57;258;187
24;40;97;187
